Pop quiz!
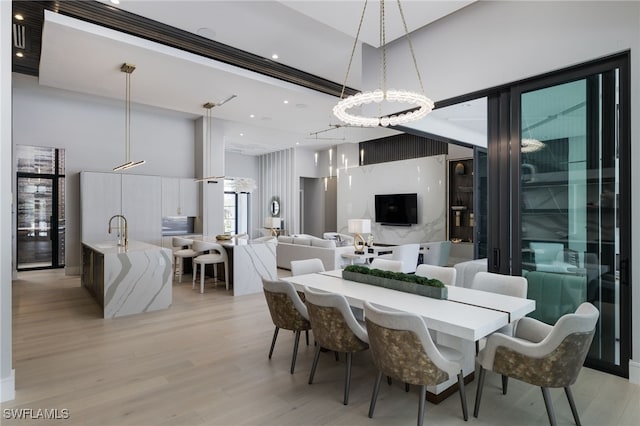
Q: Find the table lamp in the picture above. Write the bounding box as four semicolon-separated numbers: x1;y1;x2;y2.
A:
265;217;281;236
348;219;371;254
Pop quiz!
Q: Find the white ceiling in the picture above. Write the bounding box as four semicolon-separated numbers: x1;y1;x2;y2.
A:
38;0;478;155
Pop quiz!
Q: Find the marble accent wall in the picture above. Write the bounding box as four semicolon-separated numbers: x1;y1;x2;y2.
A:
337;155;447;245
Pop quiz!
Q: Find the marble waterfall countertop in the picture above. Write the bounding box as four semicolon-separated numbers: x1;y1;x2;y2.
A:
82;240;172;318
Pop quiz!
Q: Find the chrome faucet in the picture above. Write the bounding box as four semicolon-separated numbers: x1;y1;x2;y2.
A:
108;214;128;249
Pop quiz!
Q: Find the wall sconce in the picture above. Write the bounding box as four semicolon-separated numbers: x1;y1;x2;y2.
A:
314;152;318;166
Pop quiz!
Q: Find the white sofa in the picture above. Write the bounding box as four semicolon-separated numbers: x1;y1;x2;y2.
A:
276;235;355;270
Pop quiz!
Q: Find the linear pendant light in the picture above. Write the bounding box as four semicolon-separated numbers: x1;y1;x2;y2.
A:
113;63;145;171
194;95;237;183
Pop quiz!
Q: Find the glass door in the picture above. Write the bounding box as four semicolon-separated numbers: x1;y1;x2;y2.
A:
503;55;630;376
15;146;65;270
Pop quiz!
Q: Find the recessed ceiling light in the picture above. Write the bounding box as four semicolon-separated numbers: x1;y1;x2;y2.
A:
240;133;244;137
110;0;120;5
15;52;24;58
296;142;300;145
283;100;289;104
271;54;279;60
14;14;24;21
249;114;255;118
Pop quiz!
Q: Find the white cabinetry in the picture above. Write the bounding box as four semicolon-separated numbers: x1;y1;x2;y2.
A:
122;174;162;246
80;172;122;243
162;177;199;217
81;172;162;247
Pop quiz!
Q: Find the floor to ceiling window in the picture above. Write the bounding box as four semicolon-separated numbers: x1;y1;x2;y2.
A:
16;145;66;270
488;53;630;377
223;179;250;235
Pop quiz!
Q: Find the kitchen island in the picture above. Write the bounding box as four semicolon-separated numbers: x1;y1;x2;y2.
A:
82;240;172;318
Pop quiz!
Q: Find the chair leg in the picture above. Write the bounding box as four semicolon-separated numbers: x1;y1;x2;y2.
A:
387;376;392;386
457;371;468;421
418;385;426;426
368;371;383;418
502;374;509;395
223;261;229;291
334;352;339;362
565;386;581;426
268;327;279;359
290;330;301;374
308;344;321;384
541;387;557;426
200;263;205;294
305;330;309;346
192;263;197;289
178;256;183;283
344;352;352;405
405;383;410;392
473;366;486;418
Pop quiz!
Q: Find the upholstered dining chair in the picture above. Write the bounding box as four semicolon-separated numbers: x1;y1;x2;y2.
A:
304;286;369;405
191;240;229;293
171;237;196;283
261;278;311;374
471;272;528;336
415;264;457;286
474;302;599;426
370;258;403;272
364;301;468;425
377;243;420;273
290;258;325;276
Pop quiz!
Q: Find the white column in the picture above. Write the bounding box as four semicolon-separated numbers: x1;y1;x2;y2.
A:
1;0;15;402
196;116;225;237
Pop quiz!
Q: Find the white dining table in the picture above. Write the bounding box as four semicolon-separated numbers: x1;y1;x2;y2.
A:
283;269;535;401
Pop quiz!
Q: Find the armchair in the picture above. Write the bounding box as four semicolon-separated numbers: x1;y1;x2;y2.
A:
474;302;599;426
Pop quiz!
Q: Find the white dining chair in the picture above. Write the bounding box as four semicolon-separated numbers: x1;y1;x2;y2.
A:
291;258;325;276
377;243;420;273
415;264;457;286
171;237;196;283
192;240;229;293
370;258;403;272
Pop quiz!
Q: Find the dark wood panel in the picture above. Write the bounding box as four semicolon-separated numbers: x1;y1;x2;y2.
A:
359;133;448;166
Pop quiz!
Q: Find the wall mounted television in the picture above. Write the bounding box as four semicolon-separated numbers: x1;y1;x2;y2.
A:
375;193;418;226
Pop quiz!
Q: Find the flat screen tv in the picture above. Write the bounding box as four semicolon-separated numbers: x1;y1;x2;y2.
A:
375;193;418;226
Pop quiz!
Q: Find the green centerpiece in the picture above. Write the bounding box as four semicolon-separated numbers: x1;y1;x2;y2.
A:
342;265;448;300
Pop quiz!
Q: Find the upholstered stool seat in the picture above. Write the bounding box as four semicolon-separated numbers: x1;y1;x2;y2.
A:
172;237;196;283
192;240;228;293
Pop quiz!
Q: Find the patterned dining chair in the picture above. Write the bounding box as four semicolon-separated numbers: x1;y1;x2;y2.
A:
474;302;598;426
364;301;468;426
261;278;311;374
304;286;369;405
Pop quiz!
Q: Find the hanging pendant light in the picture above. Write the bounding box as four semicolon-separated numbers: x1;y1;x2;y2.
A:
113;63;145;171
333;0;434;127
194;96;236;183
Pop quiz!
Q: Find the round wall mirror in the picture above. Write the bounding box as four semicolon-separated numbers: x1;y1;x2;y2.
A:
270;197;280;216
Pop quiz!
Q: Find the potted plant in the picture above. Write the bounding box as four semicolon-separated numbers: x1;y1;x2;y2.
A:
342;265;448;300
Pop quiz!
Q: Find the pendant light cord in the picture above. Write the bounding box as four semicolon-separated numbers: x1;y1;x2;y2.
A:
396;0;425;94
338;0;368;100
125;70;131;163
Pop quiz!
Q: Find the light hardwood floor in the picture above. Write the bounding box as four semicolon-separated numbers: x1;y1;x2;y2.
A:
2;269;639;425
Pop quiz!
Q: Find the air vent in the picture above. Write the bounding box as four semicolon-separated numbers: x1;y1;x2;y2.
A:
13;23;26;49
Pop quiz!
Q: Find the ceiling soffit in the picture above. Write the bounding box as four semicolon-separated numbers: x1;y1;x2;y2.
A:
11;0;358;99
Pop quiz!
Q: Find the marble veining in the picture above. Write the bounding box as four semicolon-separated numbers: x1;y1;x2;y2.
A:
233;241;277;296
83;241;172;319
337;155;447;245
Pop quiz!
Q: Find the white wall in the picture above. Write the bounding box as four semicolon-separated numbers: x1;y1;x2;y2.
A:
337;155;447;245
368;0;639;382
12;75;197;274
1;0;14;403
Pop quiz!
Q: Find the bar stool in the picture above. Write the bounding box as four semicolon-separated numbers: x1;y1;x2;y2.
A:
172;237;196;283
192;240;229;293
